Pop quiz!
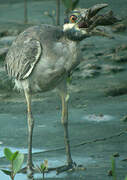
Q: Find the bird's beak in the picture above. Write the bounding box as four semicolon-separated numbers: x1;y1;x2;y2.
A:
88;3;108;18
77;4;108;29
77;3;119;31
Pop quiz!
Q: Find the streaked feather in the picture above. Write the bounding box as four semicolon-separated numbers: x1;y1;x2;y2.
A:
5;36;42;80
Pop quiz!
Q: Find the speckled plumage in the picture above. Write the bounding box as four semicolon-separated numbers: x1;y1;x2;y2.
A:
5;24;82;92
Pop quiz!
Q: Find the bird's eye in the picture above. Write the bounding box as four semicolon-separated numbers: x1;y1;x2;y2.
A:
70;15;77;23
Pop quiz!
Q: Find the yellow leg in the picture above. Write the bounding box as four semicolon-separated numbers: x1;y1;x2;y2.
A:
61;93;73;166
24;90;34;174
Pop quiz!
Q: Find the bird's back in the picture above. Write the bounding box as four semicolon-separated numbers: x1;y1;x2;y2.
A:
5;24;63;79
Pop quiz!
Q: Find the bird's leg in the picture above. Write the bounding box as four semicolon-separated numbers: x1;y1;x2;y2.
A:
61;92;73;167
54;90;75;174
24;90;34;176
55;89;86;174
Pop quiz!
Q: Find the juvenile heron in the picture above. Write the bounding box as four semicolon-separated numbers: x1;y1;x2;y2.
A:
5;4;116;175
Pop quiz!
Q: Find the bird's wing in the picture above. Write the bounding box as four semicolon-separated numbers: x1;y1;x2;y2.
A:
5;37;42;80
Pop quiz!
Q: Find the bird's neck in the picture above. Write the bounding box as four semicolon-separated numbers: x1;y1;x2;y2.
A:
63;23;89;41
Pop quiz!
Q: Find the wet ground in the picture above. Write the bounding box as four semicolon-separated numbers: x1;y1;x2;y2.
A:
0;74;127;180
0;0;127;179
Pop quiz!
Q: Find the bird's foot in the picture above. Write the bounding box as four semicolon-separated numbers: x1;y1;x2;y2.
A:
19;165;35;178
52;162;86;174
19;163;86;176
27;165;35;178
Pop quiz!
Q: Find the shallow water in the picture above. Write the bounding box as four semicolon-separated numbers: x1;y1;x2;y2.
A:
0;0;127;179
0;102;126;179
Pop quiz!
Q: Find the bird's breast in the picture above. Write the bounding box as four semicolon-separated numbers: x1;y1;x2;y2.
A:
52;40;81;72
29;40;81;92
16;40;81;93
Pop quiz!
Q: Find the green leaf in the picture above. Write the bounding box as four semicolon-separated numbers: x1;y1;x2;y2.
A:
13;153;24;175
111;156;117;180
62;0;80;10
0;169;11;176
125;176;127;180
72;0;80;10
62;0;72;9
40;163;46;171
11;151;19;161
4;148;13;161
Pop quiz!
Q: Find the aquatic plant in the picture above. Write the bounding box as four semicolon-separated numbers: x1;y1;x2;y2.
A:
37;160;48;180
62;0;80;12
111;156;117;180
0;148;24;180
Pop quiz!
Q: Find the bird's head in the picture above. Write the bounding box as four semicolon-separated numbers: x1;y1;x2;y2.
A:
63;4;118;40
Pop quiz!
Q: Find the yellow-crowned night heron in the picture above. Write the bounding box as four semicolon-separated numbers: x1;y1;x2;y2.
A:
5;4;112;175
